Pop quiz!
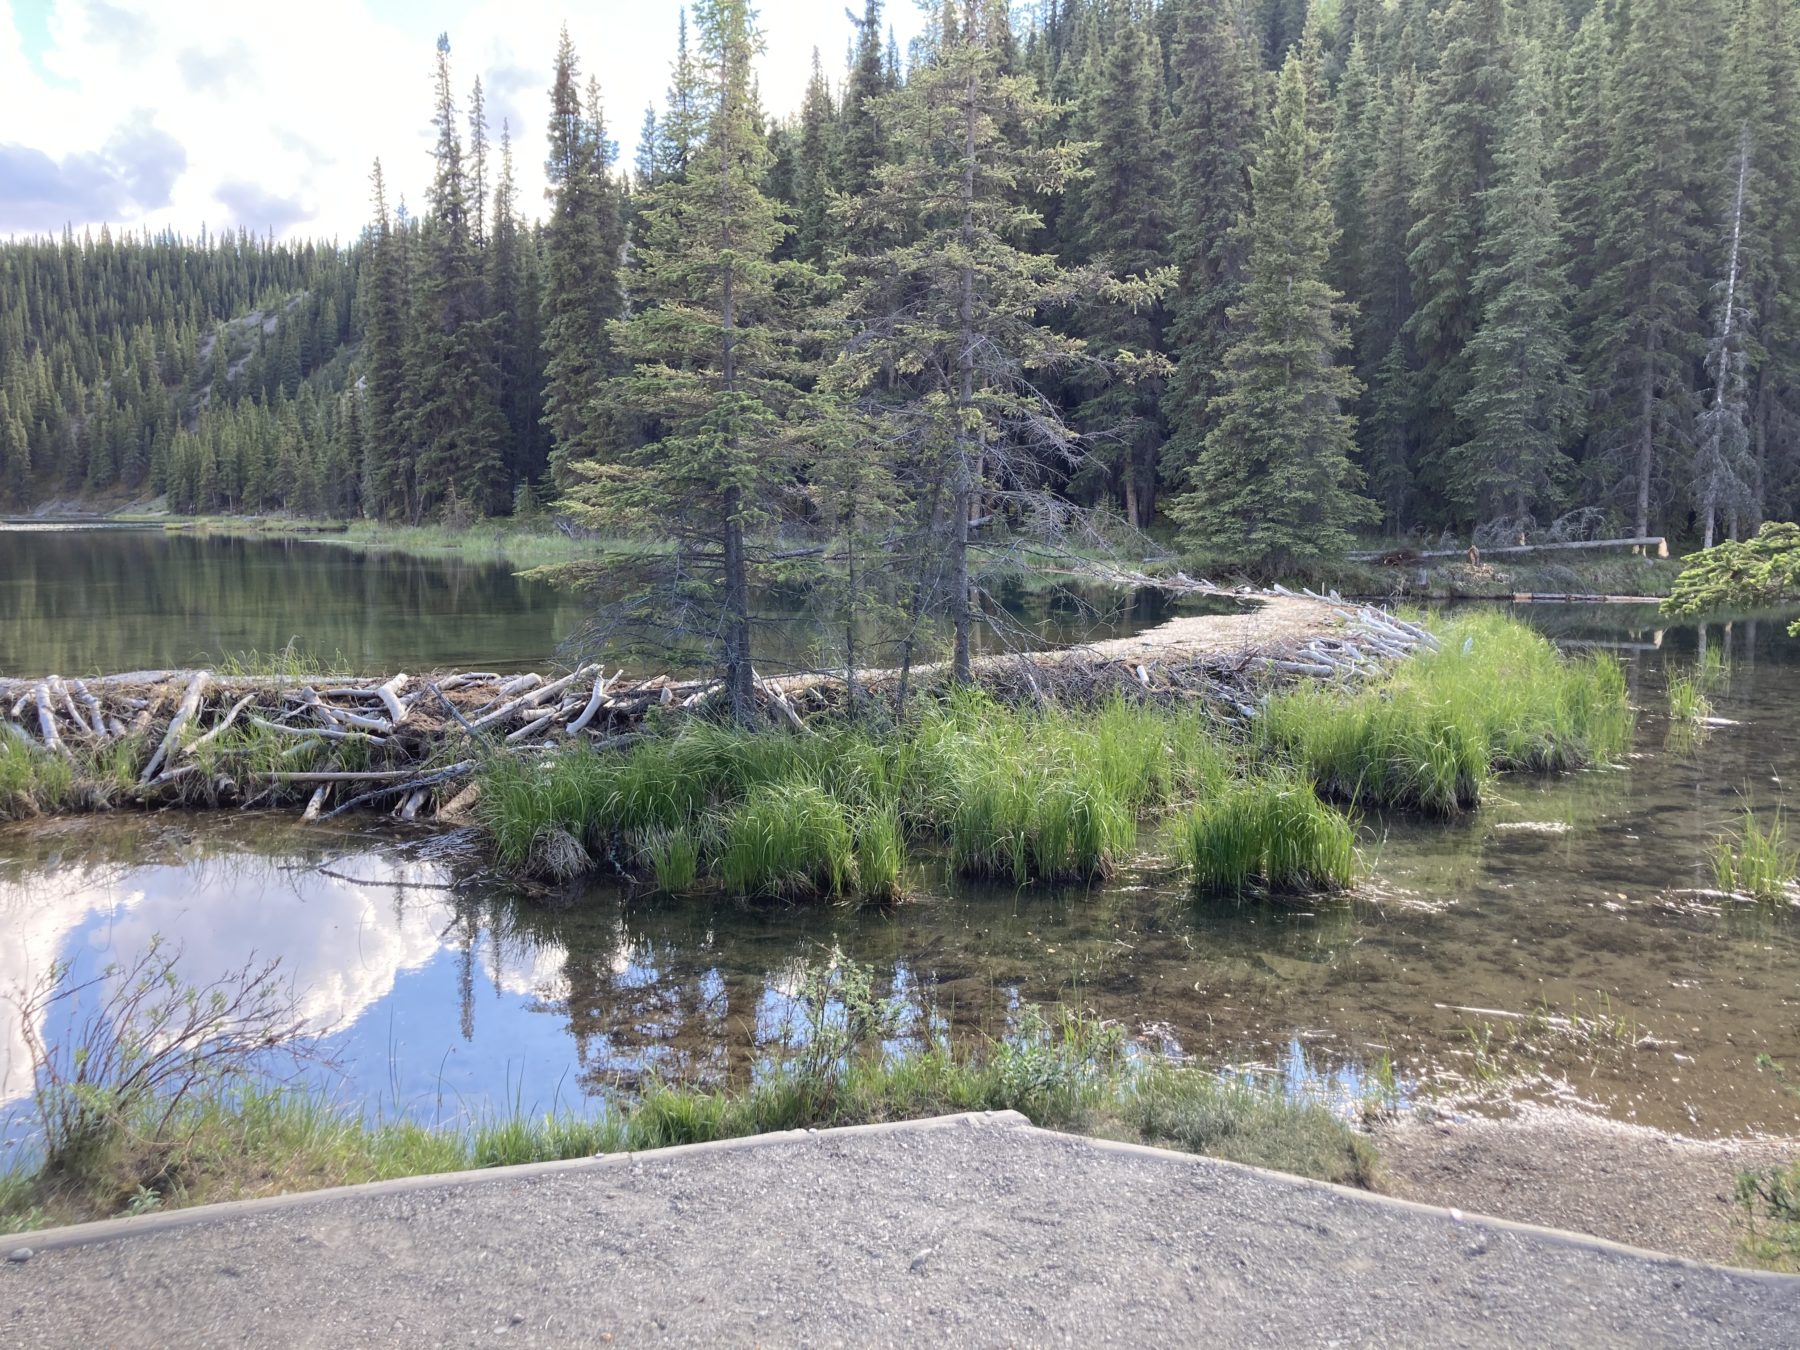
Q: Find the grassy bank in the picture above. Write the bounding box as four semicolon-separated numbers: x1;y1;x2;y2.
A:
0;959;1378;1233
1277;552;1686;601
143;514;596;567
482;613;1630;897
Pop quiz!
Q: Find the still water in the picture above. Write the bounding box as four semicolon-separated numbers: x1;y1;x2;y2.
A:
0;524;1194;677
0;533;1795;1145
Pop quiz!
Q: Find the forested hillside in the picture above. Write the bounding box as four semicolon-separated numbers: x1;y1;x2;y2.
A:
3;0;1798;571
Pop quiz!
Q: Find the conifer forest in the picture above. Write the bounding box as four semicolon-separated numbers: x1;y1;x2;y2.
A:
4;0;1798;586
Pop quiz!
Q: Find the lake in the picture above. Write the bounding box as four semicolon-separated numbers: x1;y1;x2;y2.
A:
0;523;1200;678
2;548;1796;1148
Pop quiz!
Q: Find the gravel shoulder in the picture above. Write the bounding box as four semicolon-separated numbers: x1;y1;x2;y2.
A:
1376;1103;1799;1268
4;1111;1794;1349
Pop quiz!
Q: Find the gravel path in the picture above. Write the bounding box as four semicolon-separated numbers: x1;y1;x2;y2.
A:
4;1112;1794;1348
1378;1103;1800;1267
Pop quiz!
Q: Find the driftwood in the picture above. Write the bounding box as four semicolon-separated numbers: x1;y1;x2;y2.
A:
1349;535;1669;563
140;671;208;782
0;588;1433;823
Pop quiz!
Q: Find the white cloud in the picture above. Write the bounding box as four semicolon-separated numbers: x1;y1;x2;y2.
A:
0;0;922;240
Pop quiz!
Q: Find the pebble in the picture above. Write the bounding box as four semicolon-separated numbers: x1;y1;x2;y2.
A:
7;1248;31;1264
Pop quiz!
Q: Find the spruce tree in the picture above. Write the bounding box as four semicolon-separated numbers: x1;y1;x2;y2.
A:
541;28;624;484
563;0;813;724
838;0;1162;682
1404;0;1514;491
1448;51;1580;524
1073;1;1172;526
1583;0;1712;537
1168;52;1373;572
1161;0;1262;489
361;160;414;518
409;34;507;517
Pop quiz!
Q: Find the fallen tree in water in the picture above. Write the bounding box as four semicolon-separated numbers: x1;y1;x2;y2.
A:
0;591;1436;824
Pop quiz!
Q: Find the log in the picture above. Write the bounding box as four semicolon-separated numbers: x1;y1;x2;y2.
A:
504;710;557;744
263;769;423;782
566;669;616;734
71;681;107;737
467;667;591;732
396;790;428;821
302;785;330;821
376;674;409;725
140;671;209;782
184;693;258;757
320;761;476;820
1348;535;1668;562
33;683;64;754
249;717;386;746
438;781;482;819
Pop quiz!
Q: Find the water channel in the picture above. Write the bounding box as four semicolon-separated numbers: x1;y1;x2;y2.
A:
1;527;1796;1152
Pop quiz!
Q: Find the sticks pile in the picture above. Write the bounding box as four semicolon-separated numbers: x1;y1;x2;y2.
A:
0;590;1436;821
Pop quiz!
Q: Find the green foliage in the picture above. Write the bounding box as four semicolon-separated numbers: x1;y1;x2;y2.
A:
1259;614;1630;814
1663;522;1800;636
1736;1057;1800;1271
1177;774;1357;897
1666;673;1712;725
1712;810;1798;903
720;782;858;901
1168;52;1374;573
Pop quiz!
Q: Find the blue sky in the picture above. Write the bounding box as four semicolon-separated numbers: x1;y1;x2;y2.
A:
0;0;923;240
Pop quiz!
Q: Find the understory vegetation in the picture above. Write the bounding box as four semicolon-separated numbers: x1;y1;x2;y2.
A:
0;949;1378;1233
481;614;1629;901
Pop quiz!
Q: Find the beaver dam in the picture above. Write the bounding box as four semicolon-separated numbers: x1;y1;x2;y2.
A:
0;590;1436;823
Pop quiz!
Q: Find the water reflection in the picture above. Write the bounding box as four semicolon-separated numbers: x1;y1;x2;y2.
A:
0;605;1796;1143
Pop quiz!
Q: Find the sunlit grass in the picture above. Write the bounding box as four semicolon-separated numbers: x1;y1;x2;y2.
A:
1712;810;1798;903
1176;774;1357;897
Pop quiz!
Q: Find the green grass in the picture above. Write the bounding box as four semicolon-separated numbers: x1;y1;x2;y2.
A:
1737;1057;1800;1271
1666;672;1713;724
1176;774;1357;896
479;616;1630;896
1712;810;1798;903
1258;614;1631;815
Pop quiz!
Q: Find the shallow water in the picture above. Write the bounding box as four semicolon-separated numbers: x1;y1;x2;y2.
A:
2;603;1796;1148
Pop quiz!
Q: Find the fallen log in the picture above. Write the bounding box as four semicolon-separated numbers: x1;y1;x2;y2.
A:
140;671;209;782
320;761;476;821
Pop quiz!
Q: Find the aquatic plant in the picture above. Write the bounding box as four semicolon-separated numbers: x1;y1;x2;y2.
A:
719;782;858;901
1666;672;1713;724
1712;810;1798;903
1177;775;1356;896
1259;614;1631;814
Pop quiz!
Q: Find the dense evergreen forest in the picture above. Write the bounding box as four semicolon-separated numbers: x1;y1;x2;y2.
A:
3;0;1798;576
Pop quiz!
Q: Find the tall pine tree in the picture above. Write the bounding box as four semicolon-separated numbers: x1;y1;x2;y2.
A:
1168;51;1373;571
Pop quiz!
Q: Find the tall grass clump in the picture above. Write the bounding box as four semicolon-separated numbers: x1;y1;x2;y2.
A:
0;736;75;820
1712;810;1798;903
1177;775;1356;896
719;782;858;900
1259;614;1630;814
1667;671;1713;724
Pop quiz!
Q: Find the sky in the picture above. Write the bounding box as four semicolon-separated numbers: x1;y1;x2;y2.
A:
0;0;924;242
